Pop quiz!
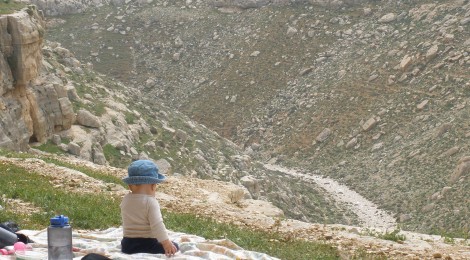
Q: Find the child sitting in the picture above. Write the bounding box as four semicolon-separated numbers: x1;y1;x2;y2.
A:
120;160;178;256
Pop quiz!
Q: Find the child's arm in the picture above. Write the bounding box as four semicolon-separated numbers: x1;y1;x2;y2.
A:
147;198;179;256
161;239;178;257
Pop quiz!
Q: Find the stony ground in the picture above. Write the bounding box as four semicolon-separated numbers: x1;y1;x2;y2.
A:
42;0;470;236
1;154;469;259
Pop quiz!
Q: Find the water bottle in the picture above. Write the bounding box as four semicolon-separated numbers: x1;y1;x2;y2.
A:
47;215;73;260
0;226;18;248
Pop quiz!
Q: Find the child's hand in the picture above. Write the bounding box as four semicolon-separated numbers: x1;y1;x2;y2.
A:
161;239;178;257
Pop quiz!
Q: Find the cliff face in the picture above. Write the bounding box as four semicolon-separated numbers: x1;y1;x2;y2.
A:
0;7;74;150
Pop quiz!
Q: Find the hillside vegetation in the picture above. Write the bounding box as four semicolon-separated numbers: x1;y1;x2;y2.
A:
44;0;470;237
0;150;339;260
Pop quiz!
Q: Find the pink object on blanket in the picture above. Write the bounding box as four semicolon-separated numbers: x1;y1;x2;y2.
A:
14;242;27;251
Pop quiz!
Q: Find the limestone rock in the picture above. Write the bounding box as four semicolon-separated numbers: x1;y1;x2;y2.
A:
68;142;81;156
174;36;183;48
416;100;429;110
76;109;101;128
362;117;377;131
434;123;452;139
439;146;459;158
371;142;383;151
286;26;298;37
92;144;107;165
138;152;150;160
144;141;156;151
450;157;470;183
345;137;357;149
425;45;439;62
174;129;188;143
299;67;313;76
250;51;260;57
240;175;260;199
156;158;172;175
0;8;70;150
379;13;397;23
172;52;181;61
1;7;45;86
316;128;332;142
400;55;413;71
51;134;61;145
228;188;246;203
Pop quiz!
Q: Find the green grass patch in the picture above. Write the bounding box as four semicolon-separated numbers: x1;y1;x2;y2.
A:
0;1;26;15
93;101;106;116
35;141;65;155
163;212;339;260
103;144;131;169
0;149;125;186
0;161;121;229
43;158;126;187
124;112;137;124
362;228;406;243
378;229;406;242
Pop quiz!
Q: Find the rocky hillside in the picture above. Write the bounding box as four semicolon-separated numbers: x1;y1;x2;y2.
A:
0;4;361;231
37;0;470;237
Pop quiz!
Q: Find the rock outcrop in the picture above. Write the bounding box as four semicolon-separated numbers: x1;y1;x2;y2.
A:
0;7;74;150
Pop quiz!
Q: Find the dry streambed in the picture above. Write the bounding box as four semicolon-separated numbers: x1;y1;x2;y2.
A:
264;164;397;230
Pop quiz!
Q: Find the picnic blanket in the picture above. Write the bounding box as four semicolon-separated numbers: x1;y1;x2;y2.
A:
16;227;280;260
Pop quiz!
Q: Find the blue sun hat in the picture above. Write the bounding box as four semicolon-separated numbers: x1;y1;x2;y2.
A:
123;160;166;185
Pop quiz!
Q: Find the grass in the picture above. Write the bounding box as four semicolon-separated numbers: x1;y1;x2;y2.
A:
362;228;406;243
349;248;388;260
0;157;340;260
124;112;137;124
103;143;131;169
378;229;406;243
163;212;339;260
35;141;66;155
0;149;125;186
0;1;26;15
0;161;121;229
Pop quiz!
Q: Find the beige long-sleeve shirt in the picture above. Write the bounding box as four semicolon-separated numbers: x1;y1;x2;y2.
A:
120;193;169;242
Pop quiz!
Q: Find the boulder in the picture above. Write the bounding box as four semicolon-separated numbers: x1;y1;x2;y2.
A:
315;128;331;142
67;142;81;156
450;157;470;183
362;117;377;131
156;158;172;175
174;129;188;143
228;188;246;203
400;55;413;71
416;100;429;110
92;145;107;165
425;45;439;62
379;13;397;23
240;175;260;199
345;137;357;149
76;109;101;128
51;134;61;145
286;26;298;37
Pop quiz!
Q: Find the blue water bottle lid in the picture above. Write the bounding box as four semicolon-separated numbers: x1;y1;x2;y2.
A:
50;215;69;227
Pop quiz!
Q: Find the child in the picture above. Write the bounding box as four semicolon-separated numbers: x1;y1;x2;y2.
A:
120;160;178;257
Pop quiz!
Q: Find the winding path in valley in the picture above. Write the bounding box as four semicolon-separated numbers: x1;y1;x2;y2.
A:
264;164;397;230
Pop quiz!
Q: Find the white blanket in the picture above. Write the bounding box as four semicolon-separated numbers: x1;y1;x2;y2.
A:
18;228;280;260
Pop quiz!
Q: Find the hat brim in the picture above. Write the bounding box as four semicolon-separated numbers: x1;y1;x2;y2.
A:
122;175;166;185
